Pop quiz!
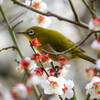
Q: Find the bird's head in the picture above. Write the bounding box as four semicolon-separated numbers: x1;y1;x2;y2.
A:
17;26;45;41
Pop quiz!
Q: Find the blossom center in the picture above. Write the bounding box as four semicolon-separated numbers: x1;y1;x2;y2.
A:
49;81;58;89
34;67;43;76
37;15;45;24
93;19;100;28
33;2;40;9
93;82;100;90
63;84;68;93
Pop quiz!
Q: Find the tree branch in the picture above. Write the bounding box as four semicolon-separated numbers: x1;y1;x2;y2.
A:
12;20;24;30
0;6;23;58
68;0;79;21
82;0;97;18
0;6;41;100
0;46;16;52
11;0;89;29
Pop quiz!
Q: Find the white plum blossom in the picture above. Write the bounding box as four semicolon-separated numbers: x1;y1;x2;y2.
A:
11;83;28;98
16;57;37;72
0;0;3;5
61;79;74;99
96;59;100;69
24;0;51;28
27;67;47;85
85;67;95;80
91;39;100;51
41;76;65;95
32;14;51;28
85;76;100;99
89;18;100;31
59;66;70;78
27;75;42;85
25;0;47;11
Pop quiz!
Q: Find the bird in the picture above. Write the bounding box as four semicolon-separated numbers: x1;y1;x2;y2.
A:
18;26;96;64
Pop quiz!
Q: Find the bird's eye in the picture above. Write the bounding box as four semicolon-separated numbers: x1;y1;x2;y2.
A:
28;30;34;35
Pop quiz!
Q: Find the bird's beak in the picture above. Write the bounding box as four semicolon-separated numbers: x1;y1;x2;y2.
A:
17;32;26;34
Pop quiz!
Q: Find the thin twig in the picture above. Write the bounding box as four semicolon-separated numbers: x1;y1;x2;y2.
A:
59;95;63;100
11;0;89;29
39;61;49;77
0;6;23;58
32;85;41;100
82;0;96;18
0;11;26;31
12;20;24;30
51;61;56;72
0;46;16;52
29;41;36;53
68;0;79;21
90;0;95;11
29;41;49;77
50;61;59;77
10;11;26;23
86;94;90;100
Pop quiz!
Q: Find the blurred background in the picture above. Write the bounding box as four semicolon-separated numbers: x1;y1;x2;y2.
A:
0;0;100;100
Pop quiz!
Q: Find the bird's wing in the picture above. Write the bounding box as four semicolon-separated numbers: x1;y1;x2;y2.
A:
37;43;59;54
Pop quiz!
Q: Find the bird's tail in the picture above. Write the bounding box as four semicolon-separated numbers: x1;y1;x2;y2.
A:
76;53;96;64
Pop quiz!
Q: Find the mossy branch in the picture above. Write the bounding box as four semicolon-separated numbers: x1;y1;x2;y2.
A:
0;6;40;100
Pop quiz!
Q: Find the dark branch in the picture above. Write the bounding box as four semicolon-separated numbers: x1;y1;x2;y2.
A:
11;0;89;29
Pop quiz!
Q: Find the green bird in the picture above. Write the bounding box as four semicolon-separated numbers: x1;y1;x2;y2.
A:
18;26;96;64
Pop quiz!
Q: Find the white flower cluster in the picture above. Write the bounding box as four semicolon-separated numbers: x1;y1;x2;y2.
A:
14;53;75;99
91;39;100;51
89;18;100;31
86;76;100;99
16;57;37;72
12;83;28;98
24;0;51;28
41;76;74;99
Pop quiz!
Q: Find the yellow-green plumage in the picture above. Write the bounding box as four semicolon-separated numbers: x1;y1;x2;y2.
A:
22;26;96;64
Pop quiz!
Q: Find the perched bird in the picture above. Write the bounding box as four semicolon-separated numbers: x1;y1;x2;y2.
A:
18;26;96;64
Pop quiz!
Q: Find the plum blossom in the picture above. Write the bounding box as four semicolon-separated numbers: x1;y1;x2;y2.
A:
11;83;29;99
85;76;100;99
89;18;100;31
27;67;47;85
27;75;42;85
41;76;65;95
41;54;49;64
91;39;100;51
32;14;51;28
46;68;54;76
16;57;37;72
85;67;95;80
58;57;68;66
61;79;74;99
25;0;47;11
32;53;41;63
59;67;69;78
30;38;41;47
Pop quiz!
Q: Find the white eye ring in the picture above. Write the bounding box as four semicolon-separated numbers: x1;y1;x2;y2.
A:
28;30;34;35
